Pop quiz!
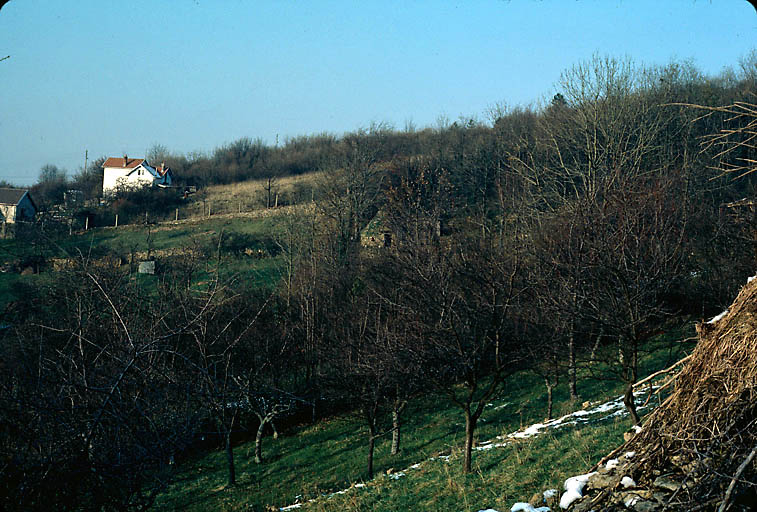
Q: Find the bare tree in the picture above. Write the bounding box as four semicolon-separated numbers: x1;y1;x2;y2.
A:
1;257;198;509
173;278;271;486
232;296;303;465
580;174;687;424
388;225;529;473
317;126;386;263
524;54;685;408
320;285;420;479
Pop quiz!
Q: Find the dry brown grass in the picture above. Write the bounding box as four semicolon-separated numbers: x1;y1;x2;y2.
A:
183;171;326;218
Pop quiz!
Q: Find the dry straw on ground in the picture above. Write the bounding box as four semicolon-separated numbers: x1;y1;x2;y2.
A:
586;278;757;510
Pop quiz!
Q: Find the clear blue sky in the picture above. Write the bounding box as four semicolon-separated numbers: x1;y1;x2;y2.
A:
0;1;755;186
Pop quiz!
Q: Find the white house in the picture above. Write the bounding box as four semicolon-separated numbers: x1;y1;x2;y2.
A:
0;188;36;223
102;155;173;197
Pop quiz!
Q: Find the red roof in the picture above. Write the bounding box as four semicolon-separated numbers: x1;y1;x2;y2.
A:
103;157;145;169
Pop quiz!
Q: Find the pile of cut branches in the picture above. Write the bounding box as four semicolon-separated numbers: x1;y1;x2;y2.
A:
588;278;757;511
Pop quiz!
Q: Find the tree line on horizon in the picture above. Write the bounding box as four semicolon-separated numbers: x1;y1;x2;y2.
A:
28;53;756;205
2;53;757;509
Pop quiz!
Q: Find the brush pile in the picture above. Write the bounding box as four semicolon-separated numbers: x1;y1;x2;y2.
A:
571;277;757;511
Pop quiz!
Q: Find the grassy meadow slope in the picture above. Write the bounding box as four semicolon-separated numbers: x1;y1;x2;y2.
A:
0;173;326;305
155;331;694;512
181;172;327;218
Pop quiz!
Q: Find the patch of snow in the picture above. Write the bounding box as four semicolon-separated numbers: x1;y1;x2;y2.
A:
478;509;501;512
354;483;366;488
631;425;642;433
605;458;620;470
510;422;548;439
560;472;596;509
505;387;655;441
624;494;640;507
476;441;509;451
749;273;757;283
388;471;406;480
624;451;636;459
510;504;550;512
409;463;421;469
620;476;636;488
543;488;558;499
707;310;728;324
280;505;302;511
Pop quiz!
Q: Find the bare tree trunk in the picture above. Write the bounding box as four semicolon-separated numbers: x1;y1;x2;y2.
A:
254;418;266;464
271;419;279;440
225;430;236;486
589;327;604;361
391;406;401;455
463;407;477;474
367;426;376;480
545;377;554;420
623;383;640;426
623;336;641;425
568;328;578;401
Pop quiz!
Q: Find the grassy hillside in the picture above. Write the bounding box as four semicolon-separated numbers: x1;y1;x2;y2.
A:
155;332;694;512
0;177;320;307
182;172;326;218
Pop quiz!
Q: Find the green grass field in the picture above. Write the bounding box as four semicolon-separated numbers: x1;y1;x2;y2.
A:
154;331;694;512
0;177;314;308
0;210;291;309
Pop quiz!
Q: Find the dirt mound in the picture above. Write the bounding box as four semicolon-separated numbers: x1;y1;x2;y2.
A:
572;277;757;511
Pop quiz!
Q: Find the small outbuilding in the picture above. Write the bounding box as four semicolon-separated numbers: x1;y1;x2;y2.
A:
0;188;36;223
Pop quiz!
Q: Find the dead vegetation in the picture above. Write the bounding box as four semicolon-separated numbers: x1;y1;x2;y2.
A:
572;277;757;511
182;171;324;218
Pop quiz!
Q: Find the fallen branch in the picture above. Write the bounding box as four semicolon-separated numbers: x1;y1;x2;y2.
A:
717;442;757;512
633;354;692;390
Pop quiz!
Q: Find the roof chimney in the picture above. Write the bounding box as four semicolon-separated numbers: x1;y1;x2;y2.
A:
123;154;128;167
